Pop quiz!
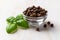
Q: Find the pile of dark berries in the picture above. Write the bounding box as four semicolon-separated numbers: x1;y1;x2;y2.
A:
43;21;54;28
36;21;54;31
23;6;47;17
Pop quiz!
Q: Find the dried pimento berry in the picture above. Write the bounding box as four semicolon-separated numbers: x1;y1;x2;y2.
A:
47;21;50;25
36;28;40;31
50;24;54;27
44;24;47;28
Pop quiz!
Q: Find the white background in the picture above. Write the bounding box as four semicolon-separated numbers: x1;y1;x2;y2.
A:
0;0;60;40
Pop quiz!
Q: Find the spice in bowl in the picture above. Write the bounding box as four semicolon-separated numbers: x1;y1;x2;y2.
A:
23;6;48;28
23;6;47;17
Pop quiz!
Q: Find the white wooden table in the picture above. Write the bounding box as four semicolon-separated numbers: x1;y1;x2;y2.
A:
0;0;60;40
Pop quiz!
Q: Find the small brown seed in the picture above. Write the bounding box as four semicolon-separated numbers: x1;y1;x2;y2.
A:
30;9;34;12
39;8;42;11
26;12;28;15
32;6;35;8
40;13;45;16
27;9;30;13
29;12;32;16
32;13;36;17
44;24;47;28
50;24;54;27
37;13;41;17
23;11;26;15
36;10;40;13
42;9;45;11
45;11;47;13
42;11;46;13
36;28;40;31
47;21;50;25
26;8;29;11
33;9;37;13
30;14;33;17
30;6;36;10
37;6;40;9
33;8;36;10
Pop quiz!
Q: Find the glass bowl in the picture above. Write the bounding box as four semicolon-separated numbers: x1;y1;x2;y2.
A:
24;14;47;27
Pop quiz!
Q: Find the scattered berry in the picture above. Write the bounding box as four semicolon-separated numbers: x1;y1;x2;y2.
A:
44;24;47;28
50;24;54;27
47;21;50;25
36;28;40;31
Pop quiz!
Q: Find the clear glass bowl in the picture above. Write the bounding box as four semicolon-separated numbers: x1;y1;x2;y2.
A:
24;14;47;27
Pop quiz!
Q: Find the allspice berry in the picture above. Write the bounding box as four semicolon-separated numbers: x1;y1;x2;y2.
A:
30;14;33;17
36;28;40;31
47;21;50;25
44;24;47;28
37;6;40;10
50;24;54;27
